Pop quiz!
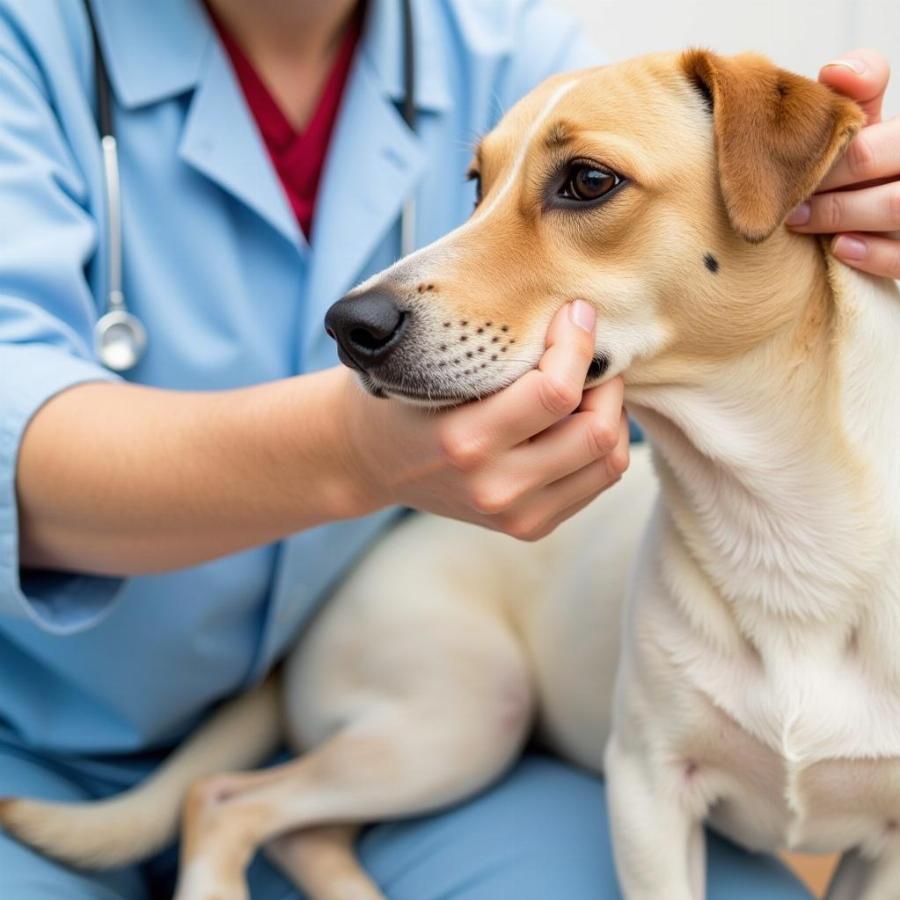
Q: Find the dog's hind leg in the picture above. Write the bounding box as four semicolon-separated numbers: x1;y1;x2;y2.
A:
176;712;527;900
175;613;533;900
265;824;384;900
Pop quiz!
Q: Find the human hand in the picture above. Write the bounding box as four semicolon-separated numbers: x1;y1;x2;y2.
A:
785;49;899;278
340;300;630;541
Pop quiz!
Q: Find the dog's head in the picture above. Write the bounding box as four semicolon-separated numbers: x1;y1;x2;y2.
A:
325;50;863;405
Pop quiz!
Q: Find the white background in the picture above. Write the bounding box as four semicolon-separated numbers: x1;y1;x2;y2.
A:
553;0;899;118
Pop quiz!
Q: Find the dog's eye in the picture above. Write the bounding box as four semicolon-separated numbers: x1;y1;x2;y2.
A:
466;168;483;207
559;164;621;202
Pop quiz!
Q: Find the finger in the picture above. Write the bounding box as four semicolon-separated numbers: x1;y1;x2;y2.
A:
786;181;900;234
495;458;618;540
818;117;900;192
818;49;890;125
577;379;624;415
507;379;626;490
831;232;900;279
447;300;596;451
502;415;629;539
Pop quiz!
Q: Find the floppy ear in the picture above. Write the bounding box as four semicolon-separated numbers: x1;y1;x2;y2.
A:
681;49;865;242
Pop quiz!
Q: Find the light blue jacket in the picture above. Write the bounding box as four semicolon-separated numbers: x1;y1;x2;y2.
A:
0;0;596;756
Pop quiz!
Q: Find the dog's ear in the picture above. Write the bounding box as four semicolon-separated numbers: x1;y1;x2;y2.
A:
681;49;864;242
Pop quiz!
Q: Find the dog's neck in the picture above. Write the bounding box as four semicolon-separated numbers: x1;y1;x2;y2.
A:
626;241;900;638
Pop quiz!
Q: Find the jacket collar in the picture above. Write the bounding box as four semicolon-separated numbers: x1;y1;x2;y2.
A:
89;0;211;109
90;0;452;115
91;0;447;343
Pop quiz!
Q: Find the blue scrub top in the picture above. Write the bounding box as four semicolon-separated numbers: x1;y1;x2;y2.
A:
0;0;597;757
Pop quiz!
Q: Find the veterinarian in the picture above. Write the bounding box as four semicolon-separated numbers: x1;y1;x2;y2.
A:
0;0;897;896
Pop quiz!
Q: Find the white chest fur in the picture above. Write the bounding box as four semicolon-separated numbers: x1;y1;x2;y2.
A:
618;263;900;855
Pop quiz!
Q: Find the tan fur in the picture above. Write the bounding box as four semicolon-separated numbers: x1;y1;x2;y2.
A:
681;50;864;242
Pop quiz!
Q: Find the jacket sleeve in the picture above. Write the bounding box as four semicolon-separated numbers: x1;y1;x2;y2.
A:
0;9;125;634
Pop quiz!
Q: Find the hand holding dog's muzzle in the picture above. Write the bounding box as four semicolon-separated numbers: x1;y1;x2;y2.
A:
338;300;630;541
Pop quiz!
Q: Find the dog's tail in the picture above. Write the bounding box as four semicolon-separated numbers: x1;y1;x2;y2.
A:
0;676;281;869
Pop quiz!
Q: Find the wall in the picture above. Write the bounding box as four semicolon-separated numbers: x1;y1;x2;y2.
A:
553;0;898;117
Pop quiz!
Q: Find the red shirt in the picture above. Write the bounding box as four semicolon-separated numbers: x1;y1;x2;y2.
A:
210;10;362;239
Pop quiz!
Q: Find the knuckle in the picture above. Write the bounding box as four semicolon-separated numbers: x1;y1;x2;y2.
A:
539;375;580;417
585;418;619;457
470;483;517;516
606;444;631;479
845;133;876;181
819;193;843;232
506;515;547;542
438;426;486;470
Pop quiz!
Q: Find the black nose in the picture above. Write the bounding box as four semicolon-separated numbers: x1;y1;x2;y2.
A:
325;291;407;369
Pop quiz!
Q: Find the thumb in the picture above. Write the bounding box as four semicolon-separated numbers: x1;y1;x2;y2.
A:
819;49;890;125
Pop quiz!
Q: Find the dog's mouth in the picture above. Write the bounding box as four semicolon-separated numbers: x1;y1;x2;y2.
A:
357;353;610;408
357;372;485;408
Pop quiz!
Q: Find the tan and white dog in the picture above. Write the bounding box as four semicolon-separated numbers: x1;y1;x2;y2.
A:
3;49;900;900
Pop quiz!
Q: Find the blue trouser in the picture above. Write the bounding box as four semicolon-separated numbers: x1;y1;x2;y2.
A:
0;744;810;899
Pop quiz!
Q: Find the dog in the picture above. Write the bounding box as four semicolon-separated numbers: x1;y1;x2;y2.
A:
2;48;899;900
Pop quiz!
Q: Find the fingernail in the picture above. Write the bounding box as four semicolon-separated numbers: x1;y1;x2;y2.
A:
823;59;867;75
786;202;811;227
569;299;596;333
833;234;867;260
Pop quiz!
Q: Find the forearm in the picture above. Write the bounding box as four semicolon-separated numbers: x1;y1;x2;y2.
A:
16;368;373;576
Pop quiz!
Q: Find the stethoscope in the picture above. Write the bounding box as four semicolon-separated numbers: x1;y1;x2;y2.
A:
82;0;417;373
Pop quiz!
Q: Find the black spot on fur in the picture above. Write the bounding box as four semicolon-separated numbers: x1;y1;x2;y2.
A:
587;355;609;380
703;252;719;274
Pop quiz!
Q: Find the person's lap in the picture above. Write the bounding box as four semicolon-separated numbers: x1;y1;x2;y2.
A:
0;746;811;899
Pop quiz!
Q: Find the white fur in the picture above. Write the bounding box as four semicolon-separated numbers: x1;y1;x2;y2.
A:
605;265;900;899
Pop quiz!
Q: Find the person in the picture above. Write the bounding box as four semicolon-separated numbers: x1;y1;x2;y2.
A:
0;1;897;896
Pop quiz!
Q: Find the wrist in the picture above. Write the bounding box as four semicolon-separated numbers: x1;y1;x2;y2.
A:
321;367;390;519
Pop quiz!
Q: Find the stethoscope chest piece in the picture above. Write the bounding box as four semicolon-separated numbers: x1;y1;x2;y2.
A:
95;302;146;373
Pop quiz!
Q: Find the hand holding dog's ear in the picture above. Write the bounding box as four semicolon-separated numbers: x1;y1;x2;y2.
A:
681;49;864;243
786;50;900;280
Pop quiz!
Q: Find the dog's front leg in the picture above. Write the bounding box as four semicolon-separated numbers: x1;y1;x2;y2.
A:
827;847;900;900
605;733;705;900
